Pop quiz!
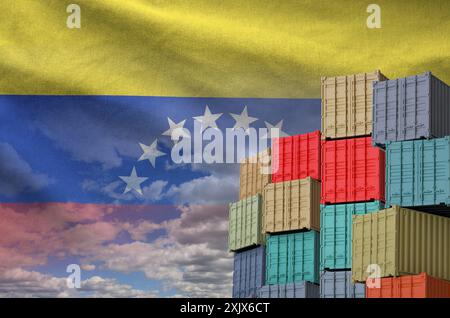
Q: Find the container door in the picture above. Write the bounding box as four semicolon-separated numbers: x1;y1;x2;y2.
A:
354;73;370;137
386;80;399;142
400;142;415;206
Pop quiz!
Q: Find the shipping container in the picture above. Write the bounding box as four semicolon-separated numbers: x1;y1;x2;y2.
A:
232;246;265;298
266;231;320;285
271;131;321;183
366;272;450;298
386;137;450;212
239;149;272;200
229;195;264;252
320;201;384;270
320;270;365;298
352;206;450;283
373;72;450;147
263;177;321;234
321;70;388;139
257;282;319;298
321;137;385;204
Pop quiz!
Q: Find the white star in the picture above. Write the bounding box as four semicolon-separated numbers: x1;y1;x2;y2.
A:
193;105;222;132
119;167;148;195
162;117;190;143
138;139;165;168
230;106;258;133
261;120;289;139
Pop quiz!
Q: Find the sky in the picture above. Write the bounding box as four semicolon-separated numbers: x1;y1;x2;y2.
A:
0;95;320;297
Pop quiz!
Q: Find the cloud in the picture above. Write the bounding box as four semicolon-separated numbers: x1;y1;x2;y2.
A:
122;220;163;241
82;179;168;202
0;142;53;197
0;268;157;298
0;201;233;297
31;106;144;170
0;203;118;268
86;204;233;297
166;175;238;204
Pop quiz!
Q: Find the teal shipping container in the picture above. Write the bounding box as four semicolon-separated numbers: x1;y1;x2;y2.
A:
386;137;450;212
320;201;383;270
266;231;319;285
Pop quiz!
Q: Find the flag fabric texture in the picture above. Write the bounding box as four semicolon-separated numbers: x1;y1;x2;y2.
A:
0;0;449;297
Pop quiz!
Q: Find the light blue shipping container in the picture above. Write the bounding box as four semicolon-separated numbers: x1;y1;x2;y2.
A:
320;270;365;298
266;231;319;285
386;137;450;210
257;282;319;298
320;201;384;270
232;246;265;298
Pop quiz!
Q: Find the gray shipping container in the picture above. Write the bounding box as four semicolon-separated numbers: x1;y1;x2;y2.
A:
373;72;450;147
320;270;365;298
257;282;319;298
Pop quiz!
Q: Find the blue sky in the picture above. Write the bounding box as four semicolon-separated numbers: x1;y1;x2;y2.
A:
0;95;320;297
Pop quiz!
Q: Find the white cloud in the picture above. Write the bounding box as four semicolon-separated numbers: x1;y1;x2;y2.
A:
0;268;157;298
86;205;233;297
166;175;238;204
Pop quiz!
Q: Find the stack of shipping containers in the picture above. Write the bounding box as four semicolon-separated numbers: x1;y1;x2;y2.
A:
230;70;450;298
354;71;450;298
260;131;322;298
319;71;387;298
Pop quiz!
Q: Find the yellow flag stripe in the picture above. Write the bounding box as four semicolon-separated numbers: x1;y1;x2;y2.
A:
0;0;449;97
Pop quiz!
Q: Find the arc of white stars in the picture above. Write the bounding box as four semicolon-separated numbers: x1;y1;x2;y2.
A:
229;106;258;133
162;117;190;143
193;105;223;132
119;166;148;195
138;139;165;168
261;120;289;139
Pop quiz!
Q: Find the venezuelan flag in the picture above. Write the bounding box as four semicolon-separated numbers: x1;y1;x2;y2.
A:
0;0;448;298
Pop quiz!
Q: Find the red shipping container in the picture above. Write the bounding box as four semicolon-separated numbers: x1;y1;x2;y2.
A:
271;131;321;183
366;273;450;298
321;136;385;204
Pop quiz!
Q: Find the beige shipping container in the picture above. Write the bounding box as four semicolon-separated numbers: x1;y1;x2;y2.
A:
263;177;320;234
321;70;388;139
352;206;450;283
239;149;272;200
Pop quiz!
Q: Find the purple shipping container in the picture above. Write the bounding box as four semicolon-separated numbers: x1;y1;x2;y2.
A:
232;246;265;298
373;72;450;147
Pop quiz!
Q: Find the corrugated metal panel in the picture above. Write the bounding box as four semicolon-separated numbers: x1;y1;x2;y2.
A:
263;177;320;234
373;72;450;147
386;137;450;209
320;201;384;270
352;206;450;282
321;137;385;204
320;270;365;298
366;272;450;298
272;131;321;183
229;194;264;252
239;149;272;200
257;282;319;298
232;246;265;298
321;70;388;139
266;231;320;285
